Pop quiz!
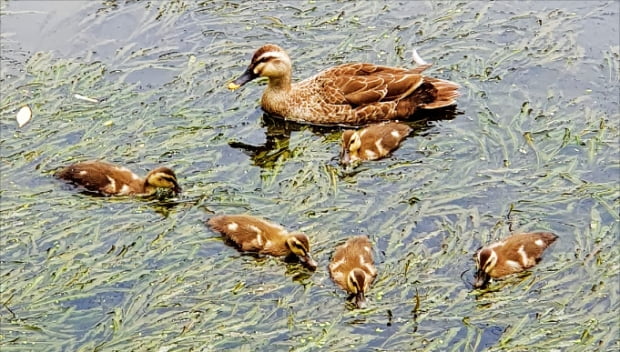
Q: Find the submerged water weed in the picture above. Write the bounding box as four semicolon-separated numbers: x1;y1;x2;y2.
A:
1;1;618;351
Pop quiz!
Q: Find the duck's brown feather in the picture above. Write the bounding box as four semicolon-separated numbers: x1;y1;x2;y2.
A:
233;45;459;126
323;63;428;106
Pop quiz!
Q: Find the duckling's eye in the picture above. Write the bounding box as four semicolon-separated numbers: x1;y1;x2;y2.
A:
289;242;307;255
158;176;177;185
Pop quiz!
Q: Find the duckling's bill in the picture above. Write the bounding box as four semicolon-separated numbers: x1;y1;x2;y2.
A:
340;149;351;165
354;291;367;309
172;183;182;194
299;254;318;271
473;270;490;289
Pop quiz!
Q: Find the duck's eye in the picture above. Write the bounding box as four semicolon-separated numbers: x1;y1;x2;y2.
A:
256;57;271;65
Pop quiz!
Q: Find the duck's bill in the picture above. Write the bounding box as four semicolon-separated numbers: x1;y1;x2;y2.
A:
354;292;367;309
299;254;318;271
473;270;490;289
227;68;258;91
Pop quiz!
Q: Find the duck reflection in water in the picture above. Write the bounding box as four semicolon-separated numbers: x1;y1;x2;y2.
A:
228;107;461;170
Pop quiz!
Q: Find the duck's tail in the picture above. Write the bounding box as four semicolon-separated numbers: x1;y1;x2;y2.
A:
420;78;460;109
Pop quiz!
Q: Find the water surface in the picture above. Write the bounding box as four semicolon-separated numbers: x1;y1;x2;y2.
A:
1;1;618;351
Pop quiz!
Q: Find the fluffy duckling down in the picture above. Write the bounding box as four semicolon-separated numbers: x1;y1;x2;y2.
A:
341;122;412;164
474;232;558;288
329;235;377;308
56;160;181;196
207;214;318;270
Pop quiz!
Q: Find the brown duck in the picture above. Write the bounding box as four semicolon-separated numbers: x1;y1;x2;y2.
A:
207;214;318;270
329;235;377;308
474;232;558;288
228;44;460;126
341;122;412;164
56;160;181;196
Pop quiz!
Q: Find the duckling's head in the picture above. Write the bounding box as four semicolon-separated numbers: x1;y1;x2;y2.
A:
340;130;362;164
473;247;497;288
347;268;369;308
228;44;292;90
286;232;317;271
145;167;182;195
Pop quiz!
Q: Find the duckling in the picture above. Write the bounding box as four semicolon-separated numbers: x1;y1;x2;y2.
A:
341;122;412;164
228;44;459;126
56;160;181;196
328;235;377;308
206;214;318;270
474;232;558;288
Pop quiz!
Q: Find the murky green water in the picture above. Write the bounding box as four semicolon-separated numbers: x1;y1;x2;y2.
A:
1;1;618;351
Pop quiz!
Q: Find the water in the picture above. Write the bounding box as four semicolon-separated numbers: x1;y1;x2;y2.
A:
1;1;618;351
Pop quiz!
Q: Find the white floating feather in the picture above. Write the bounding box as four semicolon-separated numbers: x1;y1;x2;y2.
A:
16;105;32;127
411;49;428;65
74;94;99;103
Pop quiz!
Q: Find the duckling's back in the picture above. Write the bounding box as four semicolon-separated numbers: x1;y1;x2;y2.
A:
329;235;377;291
57;160;144;195
500;232;558;268
58;161;118;194
360;122;412;149
207;214;289;255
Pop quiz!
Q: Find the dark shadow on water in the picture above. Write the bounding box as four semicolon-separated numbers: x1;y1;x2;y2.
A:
283;260;315;284
227;112;335;170
145;196;185;217
228;107;462;170
57;180;185;217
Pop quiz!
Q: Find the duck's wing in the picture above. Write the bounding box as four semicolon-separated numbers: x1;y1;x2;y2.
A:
316;63;432;106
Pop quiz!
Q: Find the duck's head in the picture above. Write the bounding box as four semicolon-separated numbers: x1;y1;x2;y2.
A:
473;247;497;288
347;268;369;308
286;232;317;271
145;167;182;195
228;44;292;90
340;130;362;164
